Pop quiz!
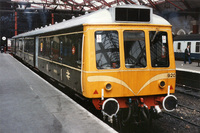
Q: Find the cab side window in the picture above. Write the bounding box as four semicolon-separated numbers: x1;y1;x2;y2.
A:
149;31;169;67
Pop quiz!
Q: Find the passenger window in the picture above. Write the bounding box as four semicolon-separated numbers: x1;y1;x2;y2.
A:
187;42;191;53
51;36;59;61
149;31;169;67
19;40;23;51
124;30;146;68
24;38;34;54
95;31;120;69
196;42;200;52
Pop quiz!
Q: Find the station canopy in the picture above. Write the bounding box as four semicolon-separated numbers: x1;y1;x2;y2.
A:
10;0;200;12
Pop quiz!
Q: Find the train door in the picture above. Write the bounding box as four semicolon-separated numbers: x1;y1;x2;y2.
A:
35;37;39;68
59;36;64;82
60;33;83;93
149;31;169;67
149;30;170;94
123;30;147;95
50;36;60;79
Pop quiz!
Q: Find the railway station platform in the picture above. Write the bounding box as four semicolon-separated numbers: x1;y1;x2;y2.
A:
175;60;200;89
176;60;200;74
0;53;116;133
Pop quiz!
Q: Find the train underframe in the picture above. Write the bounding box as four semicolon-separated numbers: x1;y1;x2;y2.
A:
92;94;177;127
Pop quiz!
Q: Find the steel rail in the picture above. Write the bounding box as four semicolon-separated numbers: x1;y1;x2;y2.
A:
175;89;200;99
163;112;200;128
178;103;200;113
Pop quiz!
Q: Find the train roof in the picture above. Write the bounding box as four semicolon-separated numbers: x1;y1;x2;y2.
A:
13;5;171;39
173;34;200;41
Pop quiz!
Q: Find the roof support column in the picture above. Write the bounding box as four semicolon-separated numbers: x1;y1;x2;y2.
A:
15;11;17;35
51;13;54;24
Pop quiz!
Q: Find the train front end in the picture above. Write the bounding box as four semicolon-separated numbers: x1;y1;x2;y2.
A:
81;5;177;124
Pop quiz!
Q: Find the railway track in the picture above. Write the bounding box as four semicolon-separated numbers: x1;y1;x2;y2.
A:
163;83;200;129
176;83;200;91
163;112;200;128
175;84;200;99
178;103;200;113
162;99;200;129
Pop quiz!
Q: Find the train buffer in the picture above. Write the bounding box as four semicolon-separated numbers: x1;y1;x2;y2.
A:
0;54;117;133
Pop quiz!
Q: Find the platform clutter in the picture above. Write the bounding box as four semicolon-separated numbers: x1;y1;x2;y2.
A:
11;5;178;128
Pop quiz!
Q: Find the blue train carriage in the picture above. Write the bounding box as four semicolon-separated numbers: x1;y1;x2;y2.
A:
173;34;200;61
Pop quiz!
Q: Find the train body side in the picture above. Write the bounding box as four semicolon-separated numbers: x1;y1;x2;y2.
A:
11;24;176;100
173;34;200;61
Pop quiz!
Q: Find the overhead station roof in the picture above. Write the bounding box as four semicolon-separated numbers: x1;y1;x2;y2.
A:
13;5;170;39
10;0;160;11
10;0;200;12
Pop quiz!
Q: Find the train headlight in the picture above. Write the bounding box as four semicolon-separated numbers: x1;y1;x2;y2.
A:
105;83;112;91
159;80;166;89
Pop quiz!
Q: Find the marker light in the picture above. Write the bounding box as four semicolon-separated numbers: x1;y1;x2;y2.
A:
159;81;166;89
105;83;112;91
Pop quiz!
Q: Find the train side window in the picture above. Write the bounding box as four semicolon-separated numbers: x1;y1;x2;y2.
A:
51;36;59;62
50;38;54;58
39;39;43;56
123;30;146;68
177;42;181;50
62;33;83;68
45;38;50;59
196;42;200;52
19;40;23;51
59;37;63;63
29;39;34;54
149;31;169;67
24;38;34;54
187;42;191;53
39;38;49;59
95;31;120;69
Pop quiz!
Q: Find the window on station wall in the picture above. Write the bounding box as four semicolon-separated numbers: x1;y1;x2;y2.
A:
124;30;146;68
196;42;200;52
149;31;169;67
95;31;120;69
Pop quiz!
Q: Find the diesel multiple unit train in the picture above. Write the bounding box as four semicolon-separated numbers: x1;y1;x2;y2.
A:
11;5;177;127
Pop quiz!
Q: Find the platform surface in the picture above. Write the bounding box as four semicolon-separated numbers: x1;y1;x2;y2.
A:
175;60;200;74
0;53;116;133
